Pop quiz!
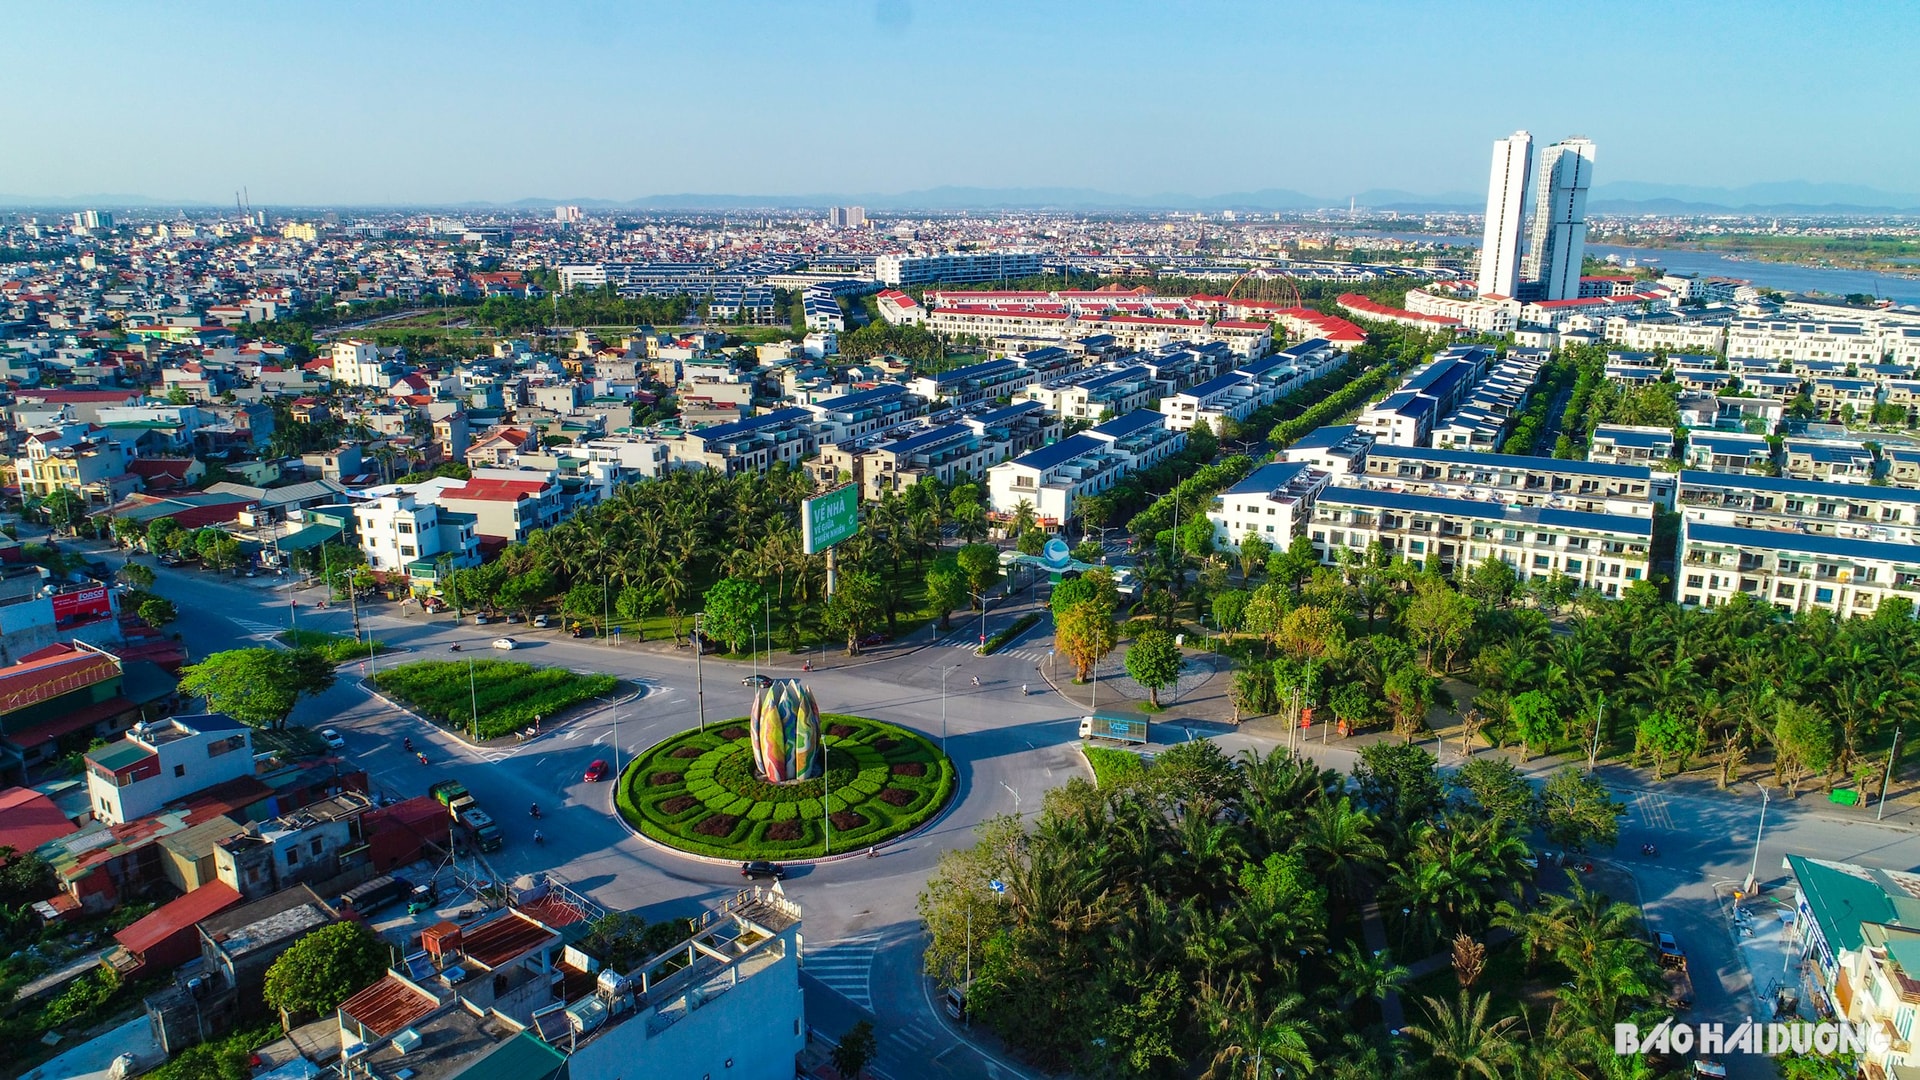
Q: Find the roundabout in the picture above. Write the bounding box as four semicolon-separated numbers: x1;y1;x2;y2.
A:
617;712;956;860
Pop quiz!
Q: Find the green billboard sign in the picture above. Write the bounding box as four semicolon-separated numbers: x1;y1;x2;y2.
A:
802;484;859;554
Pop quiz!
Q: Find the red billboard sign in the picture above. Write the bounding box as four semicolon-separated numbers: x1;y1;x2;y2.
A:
52;586;113;624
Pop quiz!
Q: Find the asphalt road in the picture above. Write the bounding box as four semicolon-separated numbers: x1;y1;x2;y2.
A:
111;544;1920;1080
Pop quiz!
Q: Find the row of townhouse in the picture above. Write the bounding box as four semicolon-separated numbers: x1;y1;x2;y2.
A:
1677;518;1920;616
985;410;1187;527
924;306;1272;358
1729;318;1920;367
1355;346;1495;447
1431;347;1548;451
1157;339;1344;432
1021;363;1158;422
813;402;1060;503
1603;311;1730;354
1591;423;1920;487
1404;289;1521;334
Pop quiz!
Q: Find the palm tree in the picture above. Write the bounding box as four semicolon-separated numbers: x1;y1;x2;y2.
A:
1400;991;1520;1080
1330;940;1408;1008
1197;976;1315;1080
1491;898;1574;974
1299;797;1385;904
1010;498;1037;540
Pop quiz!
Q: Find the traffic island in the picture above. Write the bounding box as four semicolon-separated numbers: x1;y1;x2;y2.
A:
617;713;955;860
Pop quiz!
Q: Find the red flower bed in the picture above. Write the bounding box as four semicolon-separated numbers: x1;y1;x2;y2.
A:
828;724;857;738
661;795;697;814
874;737;900;751
694;814;741;837
890;762;925;777
766;820;802;841
671;746;704;759
829;811;867;831
720;726;748;740
879;788;915;806
649;772;683;786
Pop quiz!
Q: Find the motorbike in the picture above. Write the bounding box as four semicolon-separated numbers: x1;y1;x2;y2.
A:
530;804;541;819
533;830;545;845
449;643;461;652
415;752;429;766
403;737;413;752
1641;843;1659;857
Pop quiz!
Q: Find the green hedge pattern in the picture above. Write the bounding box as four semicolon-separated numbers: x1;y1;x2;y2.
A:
372;659;618;740
619;714;955;859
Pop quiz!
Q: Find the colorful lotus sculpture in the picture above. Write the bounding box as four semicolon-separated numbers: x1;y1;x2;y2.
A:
749;678;822;783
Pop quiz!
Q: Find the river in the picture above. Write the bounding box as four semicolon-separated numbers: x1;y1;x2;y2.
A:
1585;244;1920;306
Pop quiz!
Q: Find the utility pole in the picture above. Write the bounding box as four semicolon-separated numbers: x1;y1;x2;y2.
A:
1880;725;1903;821
694;612;706;733
467;654;478;741
1587;692;1605;773
1745;783;1771;895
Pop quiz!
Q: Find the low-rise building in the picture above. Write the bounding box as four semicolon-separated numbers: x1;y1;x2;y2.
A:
669;408;817;475
1207;462;1332;553
1677;517;1920;616
1675;469;1920;546
1785;853;1920;1078
1587;424;1675;466
85;713;254;826
1309;487;1653;595
1684;430;1776;474
986;410;1184;529
1353;444;1667;516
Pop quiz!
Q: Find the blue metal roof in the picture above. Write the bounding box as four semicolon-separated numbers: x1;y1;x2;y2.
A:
1686;520;1920;565
1594;427;1672;449
1091;409;1165;439
934;358;1017;385
1320;485;1652;536
1007;432;1107;472
1180;372;1249;399
1226;461;1312;496
1288;424;1364;451
1279;338;1332;358
692;406;809;441
887;423;973;455
1678;469;1920;502
813;384;906;411
1370;444;1655;481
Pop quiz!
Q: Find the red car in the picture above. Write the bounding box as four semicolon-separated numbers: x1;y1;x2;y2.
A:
583;759;610;783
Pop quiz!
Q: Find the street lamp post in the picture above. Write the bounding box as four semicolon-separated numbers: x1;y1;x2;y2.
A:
1745;783;1772;894
694;612;707;733
970;590;989;652
467;654;479;741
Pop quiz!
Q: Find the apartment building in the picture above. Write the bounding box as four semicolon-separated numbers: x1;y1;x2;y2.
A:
1334;293;1462;333
1404;289;1520;334
876;251;1042;286
15;426;132;505
1603;312;1728;354
1782;438;1879;484
352;491;481;575
1783;854;1920;1079
874;289;924;325
1309;487;1653;595
1675;470;1920;545
815;419;1014;502
328;340;388;387
798;384;925;444
1022;364;1156;422
986;410;1185;527
668;407;818;475
1431;347;1546;451
1157;342;1340;433
1354;443;1668;516
1684;430;1776;474
434;472;565;544
1728;319;1884;365
1677;516;1920;616
85;714;254;826
1356;347;1491;447
1207;461;1333;554
1279;424;1374;478
909;358;1041;407
1587;424;1675;466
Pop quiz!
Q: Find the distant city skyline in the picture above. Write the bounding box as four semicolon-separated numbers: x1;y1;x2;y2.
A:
4;1;1915;206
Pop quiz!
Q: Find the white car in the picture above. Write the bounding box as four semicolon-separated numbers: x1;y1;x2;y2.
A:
491;637;517;650
321;728;345;750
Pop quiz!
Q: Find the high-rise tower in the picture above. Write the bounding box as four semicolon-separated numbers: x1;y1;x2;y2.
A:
1476;131;1532;299
1523;137;1596;302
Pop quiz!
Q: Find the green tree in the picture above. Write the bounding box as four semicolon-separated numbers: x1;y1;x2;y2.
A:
822;570;885;653
1236;533;1271;584
1452;756;1537;828
1123;628;1183;708
1508;689;1558;763
1460;557;1518;609
832;1020;878;1080
137;595;179;627
119;562;156;591
1212;588;1249;633
1180;515;1216;558
178;648;337;729
1771;700;1836;795
263;922;389;1025
0;845;54;907
1186;416;1219;459
700;576;764;653
925;562;968;632
1400;990;1520;1080
145;516;184;556
1405;578;1476;673
1354;742;1443;831
1539;767;1625;852
1016;528;1046;556
954;543;1000;601
1635;711;1705;780
1055;600;1117;682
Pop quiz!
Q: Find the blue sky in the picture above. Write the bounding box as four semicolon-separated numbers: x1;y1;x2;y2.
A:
5;0;1914;204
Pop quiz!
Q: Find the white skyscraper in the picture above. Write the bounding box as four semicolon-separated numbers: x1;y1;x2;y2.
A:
1476;131;1532;298
1523;137;1596;302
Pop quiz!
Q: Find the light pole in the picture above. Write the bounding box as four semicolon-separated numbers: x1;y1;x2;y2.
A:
940;663;963;753
694;612;707;733
467;654;479;741
1745;783;1772;894
969;590;989;652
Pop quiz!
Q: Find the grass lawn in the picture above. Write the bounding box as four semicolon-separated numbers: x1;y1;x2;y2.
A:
619;714;954;859
372;659;618;740
1083;745;1145;787
279;627;391;663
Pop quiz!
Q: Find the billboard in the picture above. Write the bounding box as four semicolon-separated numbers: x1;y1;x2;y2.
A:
52;586;114;626
802;485;859;555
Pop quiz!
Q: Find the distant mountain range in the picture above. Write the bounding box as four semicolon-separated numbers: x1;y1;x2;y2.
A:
5;180;1919;214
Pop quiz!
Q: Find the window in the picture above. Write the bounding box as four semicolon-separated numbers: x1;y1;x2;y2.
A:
310;838;324;856
1534;555;1550;570
1687;575;1704;588
286;846;299;865
174;764;185;778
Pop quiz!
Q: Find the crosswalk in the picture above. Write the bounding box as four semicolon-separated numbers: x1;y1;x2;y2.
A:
934;638;1049;664
805;934;879;1011
876;1017;944;1075
1632;790;1676;831
231;616;286;639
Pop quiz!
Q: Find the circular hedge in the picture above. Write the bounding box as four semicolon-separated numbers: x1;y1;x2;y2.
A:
618;714;955;859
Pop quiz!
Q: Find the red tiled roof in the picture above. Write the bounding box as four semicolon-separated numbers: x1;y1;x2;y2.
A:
113;882;243;956
444;478;549;502
0;787;79;851
0;651;121;717
1214;320;1272;331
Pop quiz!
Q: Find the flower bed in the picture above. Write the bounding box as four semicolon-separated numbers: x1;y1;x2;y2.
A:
371;659;618;740
617;714;956;859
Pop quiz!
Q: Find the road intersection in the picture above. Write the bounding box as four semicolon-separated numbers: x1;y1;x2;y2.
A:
109;547;1920;1080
